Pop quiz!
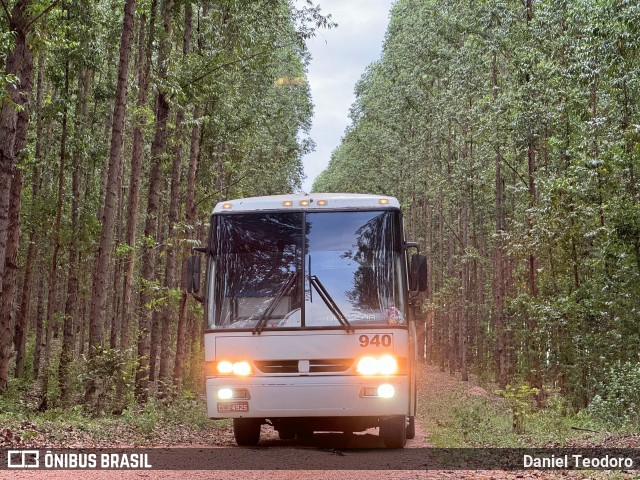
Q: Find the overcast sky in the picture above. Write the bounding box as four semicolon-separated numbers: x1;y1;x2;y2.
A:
300;0;395;193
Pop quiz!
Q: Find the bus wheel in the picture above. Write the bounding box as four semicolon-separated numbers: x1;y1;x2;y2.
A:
233;418;261;446
380;415;407;448
406;416;416;439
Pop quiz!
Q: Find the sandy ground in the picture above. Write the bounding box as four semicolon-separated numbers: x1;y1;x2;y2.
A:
3;425;569;480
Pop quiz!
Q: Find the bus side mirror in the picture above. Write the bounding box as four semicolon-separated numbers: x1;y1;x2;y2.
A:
187;255;201;294
409;253;427;292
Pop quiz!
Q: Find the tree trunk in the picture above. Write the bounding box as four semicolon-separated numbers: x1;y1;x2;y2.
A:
59;68;90;405
159;1;192;390
492;51;507;389
0;0;34;305
39;55;69;409
0;171;22;390
527;142;542;396
173;102;201;387
149;310;161;383
85;0;136;406
0;1;35;392
149;205;166;384
437;192;445;372
136;0;174;403
459;204;468;382
109;159;126;349
114;3;156;406
14;52;45;379
120;0;156;355
54;52;71;338
33;278;45;380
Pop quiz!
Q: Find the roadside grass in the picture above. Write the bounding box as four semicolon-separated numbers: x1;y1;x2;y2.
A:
416;367;640;479
0;379;226;446
417;367;612;448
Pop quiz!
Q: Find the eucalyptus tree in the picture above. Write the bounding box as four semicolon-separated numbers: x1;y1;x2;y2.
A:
0;0;61;392
0;0;327;406
85;0;136;405
132;0;323;399
315;0;640;410
135;0;173;402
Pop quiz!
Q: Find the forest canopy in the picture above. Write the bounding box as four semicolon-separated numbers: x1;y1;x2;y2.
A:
0;0;331;409
314;0;640;412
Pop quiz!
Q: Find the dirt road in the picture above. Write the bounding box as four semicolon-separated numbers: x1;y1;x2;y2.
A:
3;425;566;480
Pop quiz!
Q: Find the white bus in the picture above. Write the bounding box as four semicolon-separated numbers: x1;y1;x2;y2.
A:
187;193;427;448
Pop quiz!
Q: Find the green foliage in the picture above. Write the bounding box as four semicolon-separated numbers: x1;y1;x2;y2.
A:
80;346;137;413
588;362;640;429
114;242;134;257
121;394;212;438
315;0;640;416
1;0;329;417
495;384;540;434
0;30;18;92
140;277;181;311
421;379;606;448
123;400;159;437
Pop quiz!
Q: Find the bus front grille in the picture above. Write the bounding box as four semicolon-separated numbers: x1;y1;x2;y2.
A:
309;358;353;372
254;359;353;374
254;360;299;373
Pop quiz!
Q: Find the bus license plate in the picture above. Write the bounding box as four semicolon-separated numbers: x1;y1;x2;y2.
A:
217;401;249;413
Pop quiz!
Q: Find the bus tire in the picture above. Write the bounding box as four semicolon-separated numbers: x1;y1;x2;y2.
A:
380;415;407;448
233;418;261;446
406;416;416;439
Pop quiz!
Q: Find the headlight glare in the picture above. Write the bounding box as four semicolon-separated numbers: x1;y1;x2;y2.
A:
216;360;252;376
232;361;252;376
379;355;398;375
356;356;379;375
217;361;233;374
356;355;398;375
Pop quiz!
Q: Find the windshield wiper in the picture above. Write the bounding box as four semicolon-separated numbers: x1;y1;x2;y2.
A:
253;272;296;335
309;275;353;333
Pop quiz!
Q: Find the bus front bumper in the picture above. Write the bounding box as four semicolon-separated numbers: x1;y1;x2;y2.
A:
206;376;409;418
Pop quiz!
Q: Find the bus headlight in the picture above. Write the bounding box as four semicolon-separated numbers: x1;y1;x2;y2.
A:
378;355;398;375
215;360;252;376
356;355;398;375
232;361;252;376
217;361;233;374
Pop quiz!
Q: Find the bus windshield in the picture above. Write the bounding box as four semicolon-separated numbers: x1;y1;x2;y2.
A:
207;210;406;330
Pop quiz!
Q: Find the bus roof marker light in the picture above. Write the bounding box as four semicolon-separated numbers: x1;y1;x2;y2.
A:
379;198;389;205
222;203;232;209
317;200;328;206
299;200;310;206
282;200;293;207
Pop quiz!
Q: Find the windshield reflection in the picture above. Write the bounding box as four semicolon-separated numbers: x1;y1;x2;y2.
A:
211;213;303;328
208;211;405;329
301;211;404;327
